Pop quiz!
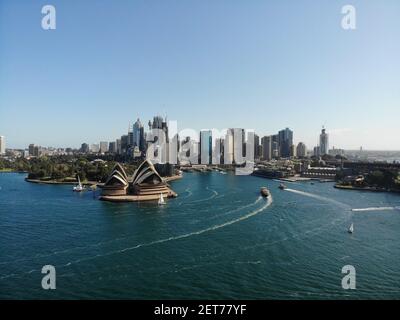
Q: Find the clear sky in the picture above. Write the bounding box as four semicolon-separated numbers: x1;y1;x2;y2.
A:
1;0;399;150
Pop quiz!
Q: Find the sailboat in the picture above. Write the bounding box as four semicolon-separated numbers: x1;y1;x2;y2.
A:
348;223;354;234
73;175;84;192
158;193;166;205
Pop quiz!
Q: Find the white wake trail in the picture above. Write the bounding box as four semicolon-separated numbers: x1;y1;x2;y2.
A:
119;196;272;253
285;188;348;208
352;206;400;212
0;197;273;279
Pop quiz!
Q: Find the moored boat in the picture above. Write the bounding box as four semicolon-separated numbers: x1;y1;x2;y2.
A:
278;183;286;190
73;175;84;192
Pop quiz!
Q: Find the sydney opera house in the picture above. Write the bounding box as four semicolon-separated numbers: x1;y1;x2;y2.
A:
100;160;177;202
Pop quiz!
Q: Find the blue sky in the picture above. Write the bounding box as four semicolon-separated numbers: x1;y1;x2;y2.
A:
1;0;399;150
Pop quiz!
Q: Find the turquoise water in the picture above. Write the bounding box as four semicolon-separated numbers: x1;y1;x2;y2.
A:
0;172;400;299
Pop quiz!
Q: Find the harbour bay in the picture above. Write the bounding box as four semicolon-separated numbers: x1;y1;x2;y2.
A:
0;172;399;299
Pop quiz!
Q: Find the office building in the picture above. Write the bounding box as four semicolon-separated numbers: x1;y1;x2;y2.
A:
319;127;329;155
296;142;307;158
200;130;212;165
261;136;272;161
278;128;293;158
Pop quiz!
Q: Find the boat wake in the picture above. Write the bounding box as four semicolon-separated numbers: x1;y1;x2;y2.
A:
118;196;272;253
352;206;400;212
285;188;348;208
208;196;263;220
0;196;273;280
189;187;218;204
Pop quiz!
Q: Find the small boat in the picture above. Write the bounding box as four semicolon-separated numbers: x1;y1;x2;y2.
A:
260;187;270;198
73;176;84;192
158;193;166;205
278;183;286;190
348;223;354;234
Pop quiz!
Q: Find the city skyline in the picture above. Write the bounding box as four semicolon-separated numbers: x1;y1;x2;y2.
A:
1;0;400;150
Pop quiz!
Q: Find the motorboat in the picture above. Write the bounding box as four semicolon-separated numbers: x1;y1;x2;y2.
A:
278;183;286;190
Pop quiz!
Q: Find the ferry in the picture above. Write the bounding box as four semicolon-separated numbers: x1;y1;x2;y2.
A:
260;187;270;198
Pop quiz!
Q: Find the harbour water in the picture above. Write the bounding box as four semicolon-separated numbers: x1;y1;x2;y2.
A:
1;172;400;299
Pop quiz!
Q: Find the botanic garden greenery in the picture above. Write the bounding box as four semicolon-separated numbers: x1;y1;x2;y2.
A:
0;156;138;182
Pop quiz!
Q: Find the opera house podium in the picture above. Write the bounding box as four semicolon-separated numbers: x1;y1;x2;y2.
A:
100;160;177;202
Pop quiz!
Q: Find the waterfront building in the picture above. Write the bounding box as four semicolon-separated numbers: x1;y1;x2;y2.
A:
101;163;129;196
99;141;109;154
100;160;177;201
200;130;212;165
319;127;329;155
278;128;293;158
0;136;5;155
261;136;272;161
296;142;307;158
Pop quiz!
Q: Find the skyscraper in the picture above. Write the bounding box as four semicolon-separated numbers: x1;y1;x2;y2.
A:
109;141;117;153
261;136;272;161
319;127;329;155
224;129;234;164
296;142;307;158
200;130;212;164
99;141;109;154
278;128;293;158
0;136;5;155
132;118;144;149
272;134;279;158
254;134;260;159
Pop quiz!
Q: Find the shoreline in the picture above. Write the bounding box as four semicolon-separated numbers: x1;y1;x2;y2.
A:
334;184;400;194
25;178;102;186
25;174;183;186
